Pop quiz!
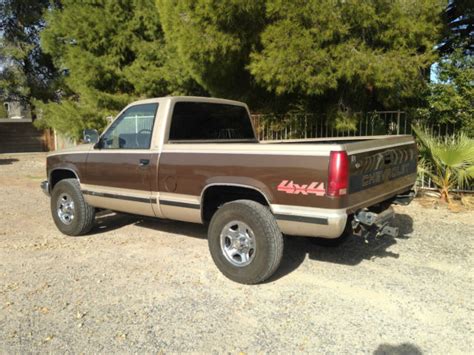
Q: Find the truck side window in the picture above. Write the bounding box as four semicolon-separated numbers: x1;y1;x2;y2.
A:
169;102;255;141
101;103;158;149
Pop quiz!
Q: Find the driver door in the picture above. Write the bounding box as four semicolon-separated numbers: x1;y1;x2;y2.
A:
82;103;158;217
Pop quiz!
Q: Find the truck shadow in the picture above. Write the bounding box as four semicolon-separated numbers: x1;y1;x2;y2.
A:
91;211;413;281
269;213;414;282
92;211;208;238
92;211;144;234
0;158;19;165
136;218;208;239
373;342;422;354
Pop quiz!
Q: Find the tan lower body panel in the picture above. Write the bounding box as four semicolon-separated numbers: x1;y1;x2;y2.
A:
81;184;156;217
81;184;202;222
158;192;201;223
84;195;156;217
80;184;349;238
155;195;348;238
271;204;348;238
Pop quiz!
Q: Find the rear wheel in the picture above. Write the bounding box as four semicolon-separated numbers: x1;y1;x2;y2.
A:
208;200;283;284
51;179;95;236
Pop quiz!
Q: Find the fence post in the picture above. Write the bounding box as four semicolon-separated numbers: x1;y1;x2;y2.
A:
396;110;400;135
404;112;408;134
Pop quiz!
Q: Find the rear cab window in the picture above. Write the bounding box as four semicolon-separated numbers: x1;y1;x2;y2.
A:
168;102;256;142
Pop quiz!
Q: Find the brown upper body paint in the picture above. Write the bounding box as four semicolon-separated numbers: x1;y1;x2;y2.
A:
47;143;416;212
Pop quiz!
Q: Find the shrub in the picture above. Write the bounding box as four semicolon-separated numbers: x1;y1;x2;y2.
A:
413;126;474;203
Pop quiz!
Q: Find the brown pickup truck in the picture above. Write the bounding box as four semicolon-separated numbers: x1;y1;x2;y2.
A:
41;96;416;284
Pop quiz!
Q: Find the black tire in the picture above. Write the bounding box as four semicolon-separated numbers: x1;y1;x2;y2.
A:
208;200;283;284
51;178;95;236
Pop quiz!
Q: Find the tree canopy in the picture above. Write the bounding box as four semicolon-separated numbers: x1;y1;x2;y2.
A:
157;0;268;104
438;0;473;55
0;0;59;105
249;0;444;112
159;0;445;116
0;0;458;138
36;0;200;138
418;48;474;136
415;0;474;137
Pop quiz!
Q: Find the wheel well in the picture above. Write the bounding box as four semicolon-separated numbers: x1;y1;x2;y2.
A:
201;185;269;223
50;169;78;189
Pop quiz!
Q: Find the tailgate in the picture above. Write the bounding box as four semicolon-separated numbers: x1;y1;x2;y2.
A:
344;136;417;195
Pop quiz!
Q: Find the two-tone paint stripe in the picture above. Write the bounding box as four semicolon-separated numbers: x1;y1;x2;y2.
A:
274;214;328;225
82;190;201;210
158;199;200;210
82;190;330;226
159;199;329;225
82;190;157;204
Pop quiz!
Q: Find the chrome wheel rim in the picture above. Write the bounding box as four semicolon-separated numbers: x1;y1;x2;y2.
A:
220;221;256;267
57;193;75;225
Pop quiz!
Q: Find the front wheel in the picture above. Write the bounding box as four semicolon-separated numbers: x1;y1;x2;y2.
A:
208;200;283;284
50;178;95;236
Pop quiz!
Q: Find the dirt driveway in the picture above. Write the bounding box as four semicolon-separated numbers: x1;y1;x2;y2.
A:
0;153;472;353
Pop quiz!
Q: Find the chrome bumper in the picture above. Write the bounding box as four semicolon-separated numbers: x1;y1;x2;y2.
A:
41;180;50;196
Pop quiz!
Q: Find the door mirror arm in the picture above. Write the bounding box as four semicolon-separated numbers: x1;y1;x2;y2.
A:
93;138;103;149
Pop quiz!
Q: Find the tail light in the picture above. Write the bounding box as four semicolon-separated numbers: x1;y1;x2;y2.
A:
327;151;349;197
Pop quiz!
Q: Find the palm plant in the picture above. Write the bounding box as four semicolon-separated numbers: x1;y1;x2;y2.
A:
412;126;474;204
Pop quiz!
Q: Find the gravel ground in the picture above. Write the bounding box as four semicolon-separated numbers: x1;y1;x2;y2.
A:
0;153;473;354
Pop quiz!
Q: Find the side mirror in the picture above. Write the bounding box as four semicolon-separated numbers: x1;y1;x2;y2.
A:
83;129;99;144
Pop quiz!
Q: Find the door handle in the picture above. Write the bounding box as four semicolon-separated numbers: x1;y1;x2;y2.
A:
139;159;150;167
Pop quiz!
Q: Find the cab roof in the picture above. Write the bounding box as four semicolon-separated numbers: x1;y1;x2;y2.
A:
129;96;247;108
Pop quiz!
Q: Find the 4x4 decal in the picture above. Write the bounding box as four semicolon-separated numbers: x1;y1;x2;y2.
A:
277;180;325;196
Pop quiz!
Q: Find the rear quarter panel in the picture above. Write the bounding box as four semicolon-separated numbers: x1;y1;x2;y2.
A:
158;144;343;209
159;138;417;213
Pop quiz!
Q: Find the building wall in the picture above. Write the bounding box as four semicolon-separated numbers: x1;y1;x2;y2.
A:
3;101;31;120
0;119;50;153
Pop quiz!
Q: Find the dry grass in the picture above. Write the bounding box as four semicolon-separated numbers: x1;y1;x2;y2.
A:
416;191;474;213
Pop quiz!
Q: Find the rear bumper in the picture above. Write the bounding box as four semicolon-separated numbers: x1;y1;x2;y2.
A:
271;189;412;239
272;204;348;239
41;180;50;196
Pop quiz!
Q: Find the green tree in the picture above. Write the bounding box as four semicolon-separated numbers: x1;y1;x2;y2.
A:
36;0;201;139
249;0;444;116
35;0;449;137
0;0;59;106
438;0;473;55
158;0;444;119
157;0;268;104
416;0;474;136
0;102;7;118
418;47;474;136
